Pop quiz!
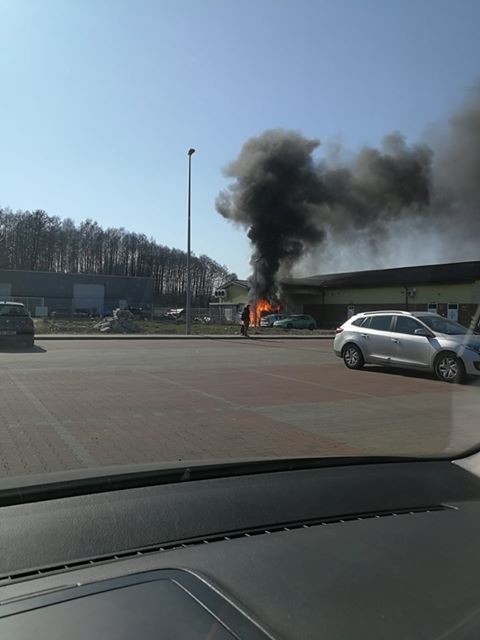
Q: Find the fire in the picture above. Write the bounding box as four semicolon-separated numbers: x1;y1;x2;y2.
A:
250;299;281;326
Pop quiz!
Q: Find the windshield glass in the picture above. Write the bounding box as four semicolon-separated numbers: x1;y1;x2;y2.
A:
0;0;479;482
0;305;27;316
421;316;470;335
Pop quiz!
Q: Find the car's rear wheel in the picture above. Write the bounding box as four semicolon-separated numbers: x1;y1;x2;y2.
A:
308;324;315;330
434;352;465;383
286;323;293;329
23;337;34;348
342;344;364;370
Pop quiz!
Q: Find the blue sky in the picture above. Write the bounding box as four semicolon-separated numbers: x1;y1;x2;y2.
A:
0;0;479;277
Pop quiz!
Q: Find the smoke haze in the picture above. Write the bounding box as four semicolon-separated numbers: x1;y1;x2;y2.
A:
215;130;325;298
216;88;480;298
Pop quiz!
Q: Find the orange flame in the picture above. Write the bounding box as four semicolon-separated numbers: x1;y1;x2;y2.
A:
250;299;281;326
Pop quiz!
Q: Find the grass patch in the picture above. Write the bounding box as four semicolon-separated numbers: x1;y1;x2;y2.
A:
34;318;332;336
34;318;244;335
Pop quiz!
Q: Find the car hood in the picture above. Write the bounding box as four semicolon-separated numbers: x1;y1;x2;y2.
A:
435;333;480;349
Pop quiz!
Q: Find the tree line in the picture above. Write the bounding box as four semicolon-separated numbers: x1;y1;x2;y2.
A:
0;208;231;305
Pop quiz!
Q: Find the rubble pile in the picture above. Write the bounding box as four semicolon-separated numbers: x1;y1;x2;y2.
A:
94;309;142;334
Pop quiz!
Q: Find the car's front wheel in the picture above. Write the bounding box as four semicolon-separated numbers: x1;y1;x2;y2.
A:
342;344;364;370
434;352;465;383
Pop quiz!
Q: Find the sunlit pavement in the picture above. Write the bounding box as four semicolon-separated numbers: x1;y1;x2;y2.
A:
0;339;478;476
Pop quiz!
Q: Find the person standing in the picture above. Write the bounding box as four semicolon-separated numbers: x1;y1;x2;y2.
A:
241;304;251;337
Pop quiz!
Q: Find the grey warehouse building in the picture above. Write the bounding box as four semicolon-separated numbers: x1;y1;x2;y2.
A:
0;269;154;316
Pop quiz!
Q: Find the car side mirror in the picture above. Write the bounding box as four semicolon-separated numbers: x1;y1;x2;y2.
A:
414;328;431;337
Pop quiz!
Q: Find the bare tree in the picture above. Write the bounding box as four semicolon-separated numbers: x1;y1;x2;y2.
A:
0;207;230;305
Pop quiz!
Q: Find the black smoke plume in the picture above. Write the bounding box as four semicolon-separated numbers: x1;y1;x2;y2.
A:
216;131;325;297
216;88;480;299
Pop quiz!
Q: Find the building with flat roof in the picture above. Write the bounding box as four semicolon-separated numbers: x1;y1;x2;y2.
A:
0;269;154;316
283;260;480;329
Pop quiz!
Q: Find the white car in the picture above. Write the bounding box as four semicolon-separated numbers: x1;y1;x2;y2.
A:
260;313;286;327
334;310;480;383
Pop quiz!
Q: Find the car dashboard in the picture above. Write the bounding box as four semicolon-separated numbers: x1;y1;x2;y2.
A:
1;455;480;639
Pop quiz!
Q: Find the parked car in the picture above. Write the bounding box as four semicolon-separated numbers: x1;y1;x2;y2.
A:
260;313;286;327
334;310;480;383
160;308;186;323
273;314;317;330
0;301;35;347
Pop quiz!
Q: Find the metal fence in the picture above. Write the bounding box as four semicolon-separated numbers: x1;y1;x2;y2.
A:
208;303;242;324
153;307;213;323
152;306;242;324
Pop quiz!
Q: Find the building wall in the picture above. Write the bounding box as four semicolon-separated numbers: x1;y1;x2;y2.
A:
323;283;479;305
290;280;480;328
211;281;249;323
223;283;249;304
474;279;480;303
0;269;154;314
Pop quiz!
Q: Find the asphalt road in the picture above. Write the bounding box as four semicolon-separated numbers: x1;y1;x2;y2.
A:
0;338;478;477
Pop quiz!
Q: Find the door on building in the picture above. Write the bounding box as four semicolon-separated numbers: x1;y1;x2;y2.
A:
0;283;12;301
447;303;459;322
360;314;395;363
73;284;105;315
428;303;437;314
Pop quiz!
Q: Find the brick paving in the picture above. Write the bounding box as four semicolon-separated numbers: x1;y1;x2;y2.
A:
0;339;478;476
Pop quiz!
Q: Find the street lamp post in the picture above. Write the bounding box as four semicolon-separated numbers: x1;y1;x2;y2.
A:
186;148;195;335
253;257;261;327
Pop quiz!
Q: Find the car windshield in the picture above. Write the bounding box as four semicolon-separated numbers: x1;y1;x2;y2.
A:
0;0;479;486
0;305;27;316
420;316;470;335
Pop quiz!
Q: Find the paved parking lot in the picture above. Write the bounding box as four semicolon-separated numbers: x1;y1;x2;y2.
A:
0;338;478;476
